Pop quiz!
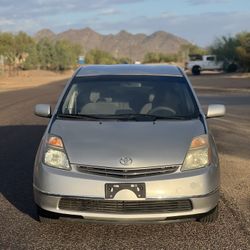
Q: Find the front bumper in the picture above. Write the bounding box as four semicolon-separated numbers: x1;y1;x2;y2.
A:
34;188;219;222
33;163;220;222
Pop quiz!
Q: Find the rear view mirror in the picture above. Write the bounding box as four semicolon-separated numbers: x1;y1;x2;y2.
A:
206;104;225;118
34;104;52;118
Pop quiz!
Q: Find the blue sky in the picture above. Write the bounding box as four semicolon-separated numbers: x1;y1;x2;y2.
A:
0;0;250;46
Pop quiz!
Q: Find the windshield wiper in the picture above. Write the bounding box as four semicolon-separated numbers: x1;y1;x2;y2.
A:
57;113;197;121
57;114;101;120
99;114;196;121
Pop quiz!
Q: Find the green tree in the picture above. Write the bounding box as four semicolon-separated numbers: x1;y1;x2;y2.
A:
15;32;39;70
143;52;160;63
236;32;250;71
0;32;83;72
15;32;35;60
143;52;178;63
209;36;240;62
180;44;208;56
85;49;117;64
54;40;71;70
0;32;38;70
21;45;39;70
52;40;80;70
178;44;208;62
159;53;178;62
0;32;16;66
36;38;55;70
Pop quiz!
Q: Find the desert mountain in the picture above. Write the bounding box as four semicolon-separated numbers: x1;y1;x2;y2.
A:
35;29;56;40
35;28;190;61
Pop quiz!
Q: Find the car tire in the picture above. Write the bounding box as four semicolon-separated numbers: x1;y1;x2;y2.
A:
36;205;59;223
192;66;201;75
198;205;219;223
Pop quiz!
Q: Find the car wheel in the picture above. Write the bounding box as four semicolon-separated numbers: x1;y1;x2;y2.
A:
192;66;201;75
198;205;219;223
36;205;60;223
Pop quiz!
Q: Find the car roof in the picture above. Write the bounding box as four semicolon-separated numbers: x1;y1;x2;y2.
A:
76;64;183;77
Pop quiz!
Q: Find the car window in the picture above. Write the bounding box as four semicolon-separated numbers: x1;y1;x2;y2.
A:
60;75;199;118
206;56;215;61
189;54;203;61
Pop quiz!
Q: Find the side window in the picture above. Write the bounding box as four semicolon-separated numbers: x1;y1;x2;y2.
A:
206;56;215;61
189;54;202;61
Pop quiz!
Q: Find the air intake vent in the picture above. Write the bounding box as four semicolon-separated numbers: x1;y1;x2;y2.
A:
59;198;192;214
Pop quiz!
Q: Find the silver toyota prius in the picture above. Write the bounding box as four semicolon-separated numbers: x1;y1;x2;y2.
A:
33;65;225;223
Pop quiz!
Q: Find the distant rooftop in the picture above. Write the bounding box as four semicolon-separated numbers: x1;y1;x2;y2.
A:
76;64;183;77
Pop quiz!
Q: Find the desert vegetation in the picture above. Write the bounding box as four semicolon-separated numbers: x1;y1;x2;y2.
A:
85;49;131;65
0;32;82;73
210;32;250;71
0;31;250;74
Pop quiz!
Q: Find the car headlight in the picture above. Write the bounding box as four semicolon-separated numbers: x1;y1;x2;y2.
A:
182;135;211;171
43;135;70;170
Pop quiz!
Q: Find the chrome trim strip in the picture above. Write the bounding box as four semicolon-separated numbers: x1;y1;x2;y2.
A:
34;186;219;200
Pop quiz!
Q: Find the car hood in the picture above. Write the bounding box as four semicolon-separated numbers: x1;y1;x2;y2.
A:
50;119;206;168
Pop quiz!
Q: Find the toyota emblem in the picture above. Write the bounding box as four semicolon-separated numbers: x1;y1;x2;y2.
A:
120;157;132;166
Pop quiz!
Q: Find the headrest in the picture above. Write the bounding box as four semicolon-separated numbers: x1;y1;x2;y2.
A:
89;92;100;103
149;94;155;102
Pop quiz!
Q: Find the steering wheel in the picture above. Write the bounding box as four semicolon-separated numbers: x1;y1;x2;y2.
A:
148;106;176;115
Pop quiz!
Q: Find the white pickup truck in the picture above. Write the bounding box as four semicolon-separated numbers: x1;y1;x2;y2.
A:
186;54;224;75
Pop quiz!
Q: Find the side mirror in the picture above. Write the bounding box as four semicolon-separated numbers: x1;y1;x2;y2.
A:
206;104;225;118
34;104;52;118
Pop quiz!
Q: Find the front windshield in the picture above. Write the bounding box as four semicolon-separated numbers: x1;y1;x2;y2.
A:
59;75;199;119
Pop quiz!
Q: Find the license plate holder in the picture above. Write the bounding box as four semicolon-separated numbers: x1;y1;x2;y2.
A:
105;183;146;199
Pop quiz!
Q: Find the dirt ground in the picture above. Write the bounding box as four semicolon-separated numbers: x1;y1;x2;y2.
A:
0;70;249;227
0;71;249;248
191;74;250;233
0;70;73;93
1;69;250;92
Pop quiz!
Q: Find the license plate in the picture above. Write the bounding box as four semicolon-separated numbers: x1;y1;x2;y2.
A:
105;183;146;199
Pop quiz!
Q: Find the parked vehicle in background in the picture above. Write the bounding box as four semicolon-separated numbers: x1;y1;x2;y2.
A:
186;55;224;75
186;54;238;75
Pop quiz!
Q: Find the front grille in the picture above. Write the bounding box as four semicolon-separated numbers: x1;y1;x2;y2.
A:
59;198;193;214
76;165;179;178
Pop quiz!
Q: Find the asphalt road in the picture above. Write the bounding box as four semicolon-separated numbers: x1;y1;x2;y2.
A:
0;75;249;249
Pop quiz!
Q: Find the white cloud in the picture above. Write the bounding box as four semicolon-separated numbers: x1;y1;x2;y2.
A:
99;8;121;16
0;0;143;19
0;18;14;26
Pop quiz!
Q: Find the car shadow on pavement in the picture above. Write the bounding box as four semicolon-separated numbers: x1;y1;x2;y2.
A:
0;125;46;220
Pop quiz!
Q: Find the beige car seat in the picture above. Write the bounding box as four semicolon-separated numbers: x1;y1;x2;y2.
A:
140;94;155;114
